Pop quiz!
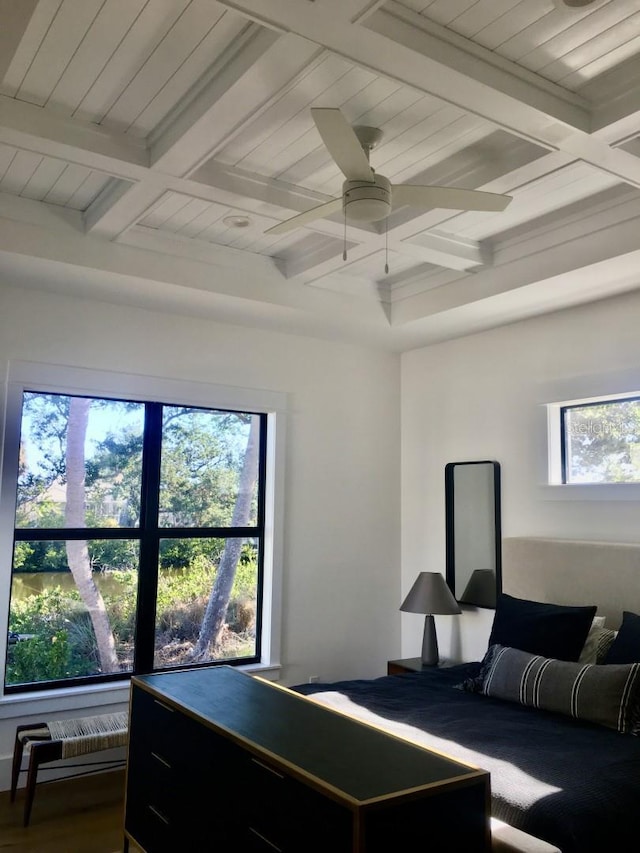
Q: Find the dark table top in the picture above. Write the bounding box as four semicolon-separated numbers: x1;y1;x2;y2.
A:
133;666;487;804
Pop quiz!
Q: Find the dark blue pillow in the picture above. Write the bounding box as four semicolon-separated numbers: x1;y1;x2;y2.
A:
604;611;640;664
489;593;596;662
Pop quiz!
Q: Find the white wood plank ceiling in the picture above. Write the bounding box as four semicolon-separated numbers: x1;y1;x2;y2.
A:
400;0;640;91
0;142;113;208
2;0;640;350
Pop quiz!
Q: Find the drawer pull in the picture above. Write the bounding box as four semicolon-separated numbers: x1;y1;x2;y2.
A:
251;757;284;779
249;827;283;851
153;699;174;713
147;805;170;825
151;751;171;769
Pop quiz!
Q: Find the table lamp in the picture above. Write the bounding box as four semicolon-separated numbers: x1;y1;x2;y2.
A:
460;569;496;608
400;572;461;666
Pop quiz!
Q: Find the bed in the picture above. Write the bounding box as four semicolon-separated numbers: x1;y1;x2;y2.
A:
293;538;640;853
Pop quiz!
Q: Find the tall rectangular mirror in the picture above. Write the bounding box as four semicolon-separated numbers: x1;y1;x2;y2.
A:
445;461;501;608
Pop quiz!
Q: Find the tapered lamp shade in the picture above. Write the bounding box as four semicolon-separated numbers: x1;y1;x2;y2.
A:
400;572;461;666
459;570;496;608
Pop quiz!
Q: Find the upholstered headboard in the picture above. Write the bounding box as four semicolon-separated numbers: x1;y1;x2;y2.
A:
502;537;640;630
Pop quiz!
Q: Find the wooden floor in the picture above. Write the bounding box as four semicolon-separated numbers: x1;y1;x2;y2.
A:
0;770;141;852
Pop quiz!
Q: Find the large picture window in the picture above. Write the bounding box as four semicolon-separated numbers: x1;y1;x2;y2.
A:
5;389;267;693
561;396;640;484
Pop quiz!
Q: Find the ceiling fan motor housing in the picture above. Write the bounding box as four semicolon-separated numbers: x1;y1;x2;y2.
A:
342;174;391;222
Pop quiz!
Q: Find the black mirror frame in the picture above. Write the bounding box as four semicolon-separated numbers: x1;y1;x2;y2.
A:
445;460;502;608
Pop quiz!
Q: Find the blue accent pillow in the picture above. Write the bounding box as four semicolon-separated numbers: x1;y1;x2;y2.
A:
604;611;640;664
489;593;596;662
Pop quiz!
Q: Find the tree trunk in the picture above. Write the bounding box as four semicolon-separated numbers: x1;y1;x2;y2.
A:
190;415;260;661
65;397;119;673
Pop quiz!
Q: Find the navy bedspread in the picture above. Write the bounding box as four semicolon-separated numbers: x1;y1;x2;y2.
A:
295;664;640;852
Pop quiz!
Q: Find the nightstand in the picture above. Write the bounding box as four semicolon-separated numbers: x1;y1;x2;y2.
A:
387;657;457;674
387;657;429;675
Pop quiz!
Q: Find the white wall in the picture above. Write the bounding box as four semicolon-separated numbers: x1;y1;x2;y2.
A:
0;281;400;788
401;289;640;663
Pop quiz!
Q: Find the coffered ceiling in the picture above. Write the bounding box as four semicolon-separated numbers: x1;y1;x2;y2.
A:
2;0;640;350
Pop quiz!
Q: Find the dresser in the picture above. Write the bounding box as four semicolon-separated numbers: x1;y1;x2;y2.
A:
124;667;490;852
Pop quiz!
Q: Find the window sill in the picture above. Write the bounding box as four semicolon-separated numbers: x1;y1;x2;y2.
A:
540;484;640;502
0;679;131;721
241;662;282;681
0;663;282;720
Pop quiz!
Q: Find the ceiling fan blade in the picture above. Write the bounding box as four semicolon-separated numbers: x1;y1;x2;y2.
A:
311;108;374;182
264;198;343;236
393;185;512;212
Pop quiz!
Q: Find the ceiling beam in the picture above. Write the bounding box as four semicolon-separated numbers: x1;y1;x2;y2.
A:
84;180;167;239
274;235;354;279
286;240;382;283
585;56;640;143
0;95;148;177
593;104;640;147
317;0;387;23
284;224;488;281
0;0;39;82
284;232;485;281
398;232;487;270
192;162;333;212
150;26;292;174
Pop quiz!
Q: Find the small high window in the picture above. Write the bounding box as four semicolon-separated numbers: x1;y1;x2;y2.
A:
561;396;640;484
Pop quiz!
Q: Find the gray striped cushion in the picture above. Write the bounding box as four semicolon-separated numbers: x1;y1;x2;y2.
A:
578;624;616;664
480;644;640;735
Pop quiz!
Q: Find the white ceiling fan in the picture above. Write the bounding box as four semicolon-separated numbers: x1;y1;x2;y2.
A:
265;108;513;237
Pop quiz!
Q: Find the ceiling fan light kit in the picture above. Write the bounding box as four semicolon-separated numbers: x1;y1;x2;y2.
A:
343;175;391;222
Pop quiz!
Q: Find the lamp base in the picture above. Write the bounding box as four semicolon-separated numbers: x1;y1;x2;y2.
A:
421;614;439;666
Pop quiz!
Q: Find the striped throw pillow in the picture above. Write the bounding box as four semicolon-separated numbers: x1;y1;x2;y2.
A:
578;625;617;664
479;644;640;735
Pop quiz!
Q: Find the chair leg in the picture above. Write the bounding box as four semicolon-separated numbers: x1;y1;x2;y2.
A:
11;723;47;804
10;733;25;803
23;740;61;827
24;746;40;827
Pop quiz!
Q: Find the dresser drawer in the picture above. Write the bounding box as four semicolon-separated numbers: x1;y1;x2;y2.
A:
126;746;178;818
131;686;242;772
244;825;286;851
129;689;182;764
125;792;179;853
243;753;352;852
126;765;239;852
127;685;249;850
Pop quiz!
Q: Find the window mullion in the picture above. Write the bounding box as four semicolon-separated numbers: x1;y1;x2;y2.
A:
560;407;568;484
134;403;163;674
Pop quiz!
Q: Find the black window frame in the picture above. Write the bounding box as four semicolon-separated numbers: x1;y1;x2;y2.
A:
560;394;640;484
5;390;268;694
